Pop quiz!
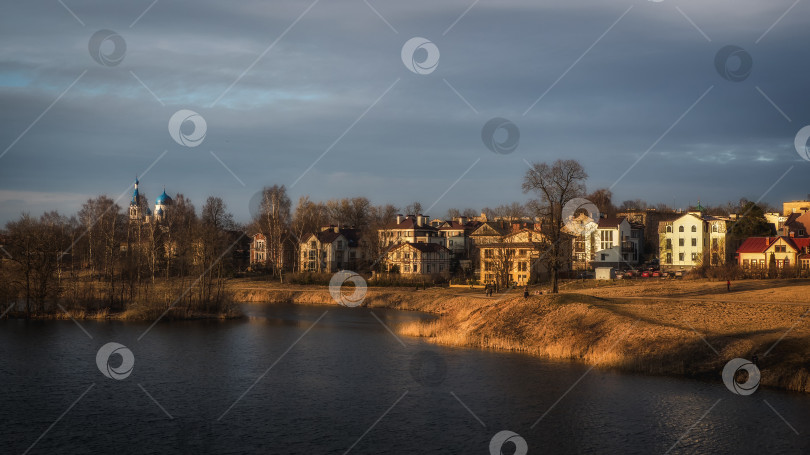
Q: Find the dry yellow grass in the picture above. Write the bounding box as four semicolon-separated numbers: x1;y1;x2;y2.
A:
227;278;810;393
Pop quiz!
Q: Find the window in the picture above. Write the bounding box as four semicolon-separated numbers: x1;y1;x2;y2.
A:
691;225;697;232
484;250;493;258
600;230;614;250
404;265;410;272
691;238;697;247
743;259;749;268
666;226;672;233
712;239;718;248
666;239;672;249
712;224;718;232
601;254;607;261
427;265;431;273
679;226;684;232
692;253;698;261
679;238;684;247
679;253;684;261
666;253;672;264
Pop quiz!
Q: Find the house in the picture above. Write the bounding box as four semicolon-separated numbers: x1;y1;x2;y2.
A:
618;208;680;260
737;236;810;272
781;212;810;238
382;242;451;275
250;233;267;265
658;212;732;270
249;232;295;272
378;214;444;248
783;200;810;216
299;226;362;273
435;218;481;258
478;229;559;286
573;217;642;269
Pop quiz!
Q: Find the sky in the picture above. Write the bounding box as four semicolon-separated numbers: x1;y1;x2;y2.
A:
1;0;809;226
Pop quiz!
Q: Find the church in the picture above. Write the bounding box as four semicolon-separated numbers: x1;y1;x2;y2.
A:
129;177;173;223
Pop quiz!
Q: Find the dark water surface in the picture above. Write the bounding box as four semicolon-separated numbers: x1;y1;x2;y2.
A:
2;303;809;454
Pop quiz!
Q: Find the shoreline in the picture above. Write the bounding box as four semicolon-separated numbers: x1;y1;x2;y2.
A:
228;278;810;394
4;278;808;393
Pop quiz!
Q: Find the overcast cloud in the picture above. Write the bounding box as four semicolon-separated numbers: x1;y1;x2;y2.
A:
1;0;809;224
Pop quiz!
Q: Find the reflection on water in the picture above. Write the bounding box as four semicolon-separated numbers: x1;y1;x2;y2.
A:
1;303;808;454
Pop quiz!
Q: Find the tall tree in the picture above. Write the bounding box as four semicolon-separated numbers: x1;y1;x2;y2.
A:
522;159;588;293
253;185;292;276
586;188;616;217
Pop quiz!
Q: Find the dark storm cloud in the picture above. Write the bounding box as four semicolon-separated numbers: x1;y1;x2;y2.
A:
1;0;808;224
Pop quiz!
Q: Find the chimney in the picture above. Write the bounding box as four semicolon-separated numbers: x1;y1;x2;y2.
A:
396;214;403;224
416;214;423;227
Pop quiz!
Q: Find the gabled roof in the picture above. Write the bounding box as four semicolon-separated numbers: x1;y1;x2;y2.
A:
387;242;450;254
597;217;627;229
736;236;810;254
785;237;810;252
470;221;508;237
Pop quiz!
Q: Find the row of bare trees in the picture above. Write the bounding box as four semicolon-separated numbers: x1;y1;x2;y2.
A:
0;194;240;318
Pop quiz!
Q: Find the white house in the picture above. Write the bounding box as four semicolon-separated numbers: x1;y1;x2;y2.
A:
659;212;731;270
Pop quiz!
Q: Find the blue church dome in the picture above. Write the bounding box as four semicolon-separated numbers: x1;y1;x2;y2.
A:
156;190;172;205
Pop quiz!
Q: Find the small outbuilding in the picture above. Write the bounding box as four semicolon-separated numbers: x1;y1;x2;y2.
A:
595;267;615;280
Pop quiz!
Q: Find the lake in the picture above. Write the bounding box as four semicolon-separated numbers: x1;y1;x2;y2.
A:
2;303;808;454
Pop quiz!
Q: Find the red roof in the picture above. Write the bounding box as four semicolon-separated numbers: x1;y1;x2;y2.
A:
736;237;775;253
736;236;810;254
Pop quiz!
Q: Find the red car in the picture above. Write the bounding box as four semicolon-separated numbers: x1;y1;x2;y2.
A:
641;271;651;278
652;271;661;277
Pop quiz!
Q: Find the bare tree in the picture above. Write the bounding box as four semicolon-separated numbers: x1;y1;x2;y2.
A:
404;201;423;216
522;159;587;293
252;185;292;276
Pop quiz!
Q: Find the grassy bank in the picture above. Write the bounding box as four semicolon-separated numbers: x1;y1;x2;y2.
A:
3;278;243;321
228;278;810;393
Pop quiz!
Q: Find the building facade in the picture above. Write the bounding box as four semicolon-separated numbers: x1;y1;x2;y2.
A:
383;242;451;275
299;226;362;273
658;212;732;270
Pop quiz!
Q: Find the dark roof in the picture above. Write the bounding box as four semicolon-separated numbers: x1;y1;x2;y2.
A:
381;218;438;231
597;217;626;229
388;242;449;253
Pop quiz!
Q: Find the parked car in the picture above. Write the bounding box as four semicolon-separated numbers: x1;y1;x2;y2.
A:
652;271;661;277
641;271;651;278
674;270;684;278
